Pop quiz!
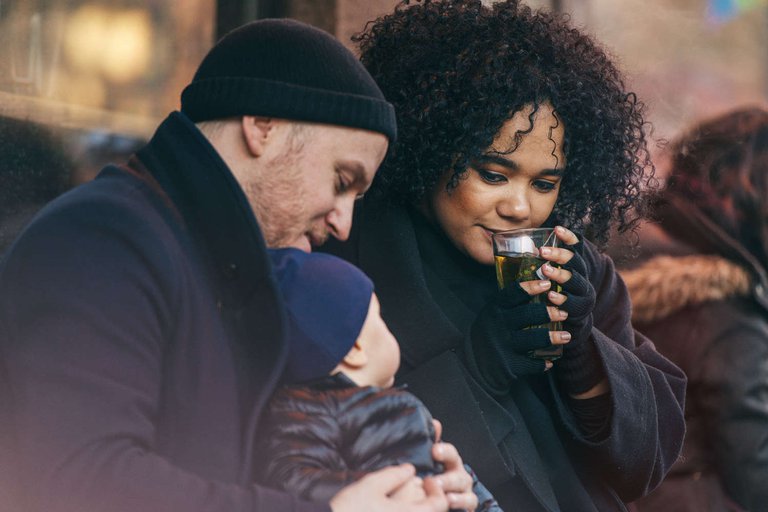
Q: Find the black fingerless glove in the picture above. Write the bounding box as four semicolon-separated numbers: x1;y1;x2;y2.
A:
556;242;604;394
465;283;551;395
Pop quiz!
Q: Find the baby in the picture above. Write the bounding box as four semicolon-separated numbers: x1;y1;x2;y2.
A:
257;248;501;510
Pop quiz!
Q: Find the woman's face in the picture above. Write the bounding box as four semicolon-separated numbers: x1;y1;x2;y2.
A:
426;103;566;265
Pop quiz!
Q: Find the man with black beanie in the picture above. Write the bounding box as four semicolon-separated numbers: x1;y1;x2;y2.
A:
0;19;475;512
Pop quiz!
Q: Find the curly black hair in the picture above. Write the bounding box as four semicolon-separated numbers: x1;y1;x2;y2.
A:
355;0;655;247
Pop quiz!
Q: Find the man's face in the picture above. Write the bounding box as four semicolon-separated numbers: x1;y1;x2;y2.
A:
246;122;388;251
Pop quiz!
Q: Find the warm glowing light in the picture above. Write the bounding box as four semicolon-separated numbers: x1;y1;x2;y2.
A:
101;10;152;83
63;5;110;73
63;4;152;83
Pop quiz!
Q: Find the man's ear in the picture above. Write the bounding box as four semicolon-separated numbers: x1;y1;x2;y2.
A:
341;341;368;368
241;116;274;157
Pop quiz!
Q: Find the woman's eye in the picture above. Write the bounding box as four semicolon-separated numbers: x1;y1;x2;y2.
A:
477;169;507;184
533;180;557;192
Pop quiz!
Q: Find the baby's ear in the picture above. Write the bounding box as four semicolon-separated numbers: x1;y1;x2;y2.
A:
341;341;368;368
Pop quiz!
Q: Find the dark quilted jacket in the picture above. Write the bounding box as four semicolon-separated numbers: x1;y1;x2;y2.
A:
257;373;438;502
256;373;502;510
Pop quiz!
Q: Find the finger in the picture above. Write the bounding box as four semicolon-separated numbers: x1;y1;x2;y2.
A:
517;279;551;296
431;455;473;495
546;304;568;321
447;490;479;512
559;270;591;296
421;477;450;510
511;327;554;352
359;464;417;494
540;262;573;285
555;225;579;245
505;303;551;331
547;291;567;306
390;476;427;502
497;281;537;306
432;419;443;442
539;245;574;266
431;441;462;471
549;330;572;345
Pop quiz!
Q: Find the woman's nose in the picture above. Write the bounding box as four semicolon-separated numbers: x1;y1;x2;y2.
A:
496;189;530;221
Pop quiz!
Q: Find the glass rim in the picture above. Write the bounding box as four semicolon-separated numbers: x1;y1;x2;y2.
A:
491;227;555;239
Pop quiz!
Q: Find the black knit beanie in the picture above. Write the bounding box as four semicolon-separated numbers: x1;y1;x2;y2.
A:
181;18;397;141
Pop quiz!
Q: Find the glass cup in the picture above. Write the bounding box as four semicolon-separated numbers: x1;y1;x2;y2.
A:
492;228;563;360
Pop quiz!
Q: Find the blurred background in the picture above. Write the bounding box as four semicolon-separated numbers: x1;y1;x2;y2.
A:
1;0;767;250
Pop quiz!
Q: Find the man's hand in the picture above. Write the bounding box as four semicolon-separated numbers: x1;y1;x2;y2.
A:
389;476;427;502
431;420;478;511
329;464;448;512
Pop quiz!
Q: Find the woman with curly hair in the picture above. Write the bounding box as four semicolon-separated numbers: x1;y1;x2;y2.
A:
323;1;686;510
621;106;768;512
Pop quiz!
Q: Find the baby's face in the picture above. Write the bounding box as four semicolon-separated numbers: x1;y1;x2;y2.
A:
357;293;400;387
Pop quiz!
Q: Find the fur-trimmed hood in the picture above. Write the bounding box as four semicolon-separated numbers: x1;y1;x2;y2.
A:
621;255;752;324
619;195;768;324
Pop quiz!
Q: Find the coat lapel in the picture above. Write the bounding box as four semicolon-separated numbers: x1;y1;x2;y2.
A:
356;201;464;367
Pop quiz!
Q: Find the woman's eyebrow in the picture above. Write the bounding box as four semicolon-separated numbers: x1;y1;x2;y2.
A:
476;154;564;176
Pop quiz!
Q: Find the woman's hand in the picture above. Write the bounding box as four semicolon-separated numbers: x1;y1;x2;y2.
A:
538;226;595;327
466;280;571;394
538;226;605;396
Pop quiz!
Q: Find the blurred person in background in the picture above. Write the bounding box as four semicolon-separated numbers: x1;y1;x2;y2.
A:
622;106;768;512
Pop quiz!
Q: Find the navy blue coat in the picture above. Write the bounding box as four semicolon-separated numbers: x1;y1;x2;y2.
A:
0;112;329;512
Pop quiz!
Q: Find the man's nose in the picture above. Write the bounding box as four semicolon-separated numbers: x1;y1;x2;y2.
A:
326;198;354;241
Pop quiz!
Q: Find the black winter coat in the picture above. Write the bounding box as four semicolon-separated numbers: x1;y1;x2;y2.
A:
257;373;503;511
620;197;768;512
0;113;327;512
323;199;687;512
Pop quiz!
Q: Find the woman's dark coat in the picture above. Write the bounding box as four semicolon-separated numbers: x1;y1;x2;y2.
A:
621;197;768;512
0;113;328;512
324;199;686;512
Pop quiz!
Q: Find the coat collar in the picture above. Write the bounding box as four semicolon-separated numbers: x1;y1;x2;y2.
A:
622;254;753;323
131;112;288;483
354;200;466;367
133;111;276;309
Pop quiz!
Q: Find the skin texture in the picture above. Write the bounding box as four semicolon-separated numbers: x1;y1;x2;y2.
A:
338;294;401;389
